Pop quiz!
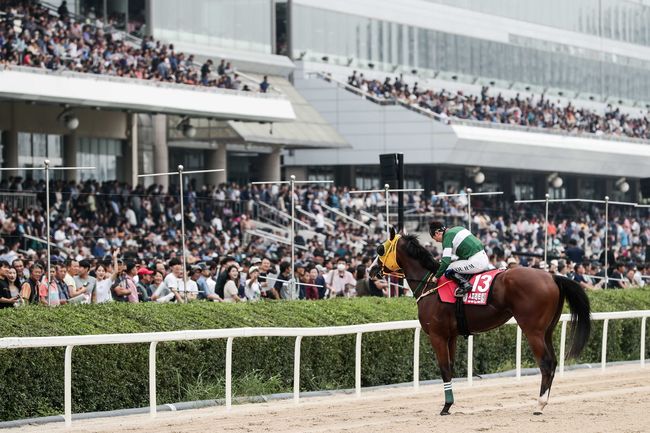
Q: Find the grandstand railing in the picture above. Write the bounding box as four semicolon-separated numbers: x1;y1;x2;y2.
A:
252;200;310;230
0;309;647;427
0;191;38;210
446;116;650;145
0;65;284;100
314;72;650;144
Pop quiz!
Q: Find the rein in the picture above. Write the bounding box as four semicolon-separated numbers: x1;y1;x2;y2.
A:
411;271;440;303
383;268;405;279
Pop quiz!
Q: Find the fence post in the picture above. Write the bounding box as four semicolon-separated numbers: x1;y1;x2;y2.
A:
559;320;567;376
641;316;647;367
226;337;233;409
355;332;362;397
413;327;421;390
293;336;302;404
467;335;473;386
515;326;522;380
64;345;74;427
149;341;158;417
601;319;609;371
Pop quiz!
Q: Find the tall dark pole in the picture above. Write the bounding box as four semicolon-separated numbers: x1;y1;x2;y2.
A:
397;153;404;231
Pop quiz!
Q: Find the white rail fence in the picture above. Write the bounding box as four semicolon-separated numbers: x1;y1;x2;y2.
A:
0;310;647;427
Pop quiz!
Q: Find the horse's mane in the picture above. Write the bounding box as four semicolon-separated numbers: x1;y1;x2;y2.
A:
401;234;439;273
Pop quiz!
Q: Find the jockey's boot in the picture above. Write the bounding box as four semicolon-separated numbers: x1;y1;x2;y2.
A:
450;272;473;298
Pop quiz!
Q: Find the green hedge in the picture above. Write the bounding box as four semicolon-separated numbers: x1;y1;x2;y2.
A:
0;288;649;421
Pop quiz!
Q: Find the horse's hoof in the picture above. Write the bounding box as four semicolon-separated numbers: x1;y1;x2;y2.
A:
533;411;543;416
440;403;453;415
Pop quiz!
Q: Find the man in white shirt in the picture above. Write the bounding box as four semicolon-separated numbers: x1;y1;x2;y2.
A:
65;258;89;303
125;207;138;226
203;264;218;297
163;258;185;294
185;269;200;300
325;258;356;298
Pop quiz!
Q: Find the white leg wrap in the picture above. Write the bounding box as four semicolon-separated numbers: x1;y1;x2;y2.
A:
537;389;550;412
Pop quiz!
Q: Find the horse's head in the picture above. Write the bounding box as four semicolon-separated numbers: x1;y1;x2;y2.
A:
369;226;402;279
369;227;439;279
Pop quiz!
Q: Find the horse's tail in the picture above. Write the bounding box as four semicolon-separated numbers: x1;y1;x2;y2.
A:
553;275;591;358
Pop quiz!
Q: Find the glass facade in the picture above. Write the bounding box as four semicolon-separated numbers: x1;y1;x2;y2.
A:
292;4;650;102
78;138;123;181
428;0;650;47
151;0;272;54
17;132;63;179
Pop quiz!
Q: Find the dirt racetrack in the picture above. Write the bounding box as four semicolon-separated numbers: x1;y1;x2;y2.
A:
9;364;650;433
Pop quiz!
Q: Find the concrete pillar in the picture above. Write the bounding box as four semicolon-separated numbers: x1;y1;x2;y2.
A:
207;143;227;186
1;129;19;178
63;134;78;182
259;146;282;181
152;114;169;191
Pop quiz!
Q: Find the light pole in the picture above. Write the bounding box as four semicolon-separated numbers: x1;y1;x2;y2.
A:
0;161;95;305
251;176;333;298
138;166;224;300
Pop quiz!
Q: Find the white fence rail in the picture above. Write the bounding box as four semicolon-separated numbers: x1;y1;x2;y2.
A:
0;310;648;427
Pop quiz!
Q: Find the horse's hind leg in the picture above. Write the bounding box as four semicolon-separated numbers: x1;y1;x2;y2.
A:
523;331;556;415
536;328;558;413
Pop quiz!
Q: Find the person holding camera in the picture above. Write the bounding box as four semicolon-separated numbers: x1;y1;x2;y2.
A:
74;260;96;304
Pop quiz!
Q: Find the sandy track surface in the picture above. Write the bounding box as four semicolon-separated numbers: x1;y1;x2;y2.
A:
10;364;649;433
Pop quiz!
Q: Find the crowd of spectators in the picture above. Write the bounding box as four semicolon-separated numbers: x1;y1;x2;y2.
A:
0;176;648;308
0;1;271;92
347;71;650;140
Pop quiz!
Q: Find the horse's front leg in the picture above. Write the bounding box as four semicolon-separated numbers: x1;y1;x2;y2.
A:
429;334;454;415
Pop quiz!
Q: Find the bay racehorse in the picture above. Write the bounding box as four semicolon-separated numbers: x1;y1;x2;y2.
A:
369;228;591;415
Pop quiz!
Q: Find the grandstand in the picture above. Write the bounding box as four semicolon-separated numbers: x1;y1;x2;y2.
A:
0;0;648;297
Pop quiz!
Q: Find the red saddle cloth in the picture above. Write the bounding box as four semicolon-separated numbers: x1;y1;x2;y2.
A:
437;269;504;305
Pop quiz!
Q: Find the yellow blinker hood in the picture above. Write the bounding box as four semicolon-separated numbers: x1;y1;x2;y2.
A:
378;234;401;272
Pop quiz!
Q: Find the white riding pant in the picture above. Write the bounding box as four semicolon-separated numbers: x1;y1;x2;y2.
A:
447;250;490;274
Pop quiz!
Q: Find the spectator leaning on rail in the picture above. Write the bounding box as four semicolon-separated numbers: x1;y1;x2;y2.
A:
429;221;491;298
324;257;356;298
74;259;96;303
20;262;45;305
0;260;19;308
136;267;154;302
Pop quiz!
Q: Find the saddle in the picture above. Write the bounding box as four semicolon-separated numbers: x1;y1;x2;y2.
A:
436;269;503;305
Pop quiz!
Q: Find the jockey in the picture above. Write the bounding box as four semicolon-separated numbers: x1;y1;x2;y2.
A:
429;221;491;297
